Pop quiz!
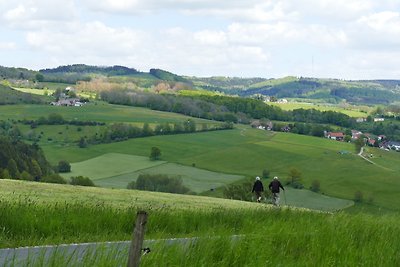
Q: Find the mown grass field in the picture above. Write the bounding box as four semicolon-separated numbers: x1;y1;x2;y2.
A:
0;180;399;266
60;153;166;181
93;160;244;193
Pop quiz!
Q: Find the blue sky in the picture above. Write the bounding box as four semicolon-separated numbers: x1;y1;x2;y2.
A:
1;0;400;79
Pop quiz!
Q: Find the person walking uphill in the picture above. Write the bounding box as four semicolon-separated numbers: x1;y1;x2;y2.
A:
252;176;264;203
269;176;285;206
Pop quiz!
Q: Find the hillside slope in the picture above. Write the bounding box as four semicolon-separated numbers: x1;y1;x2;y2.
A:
0;84;48;104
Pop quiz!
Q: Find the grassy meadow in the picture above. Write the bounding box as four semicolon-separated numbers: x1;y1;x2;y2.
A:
0;103;219;125
41;123;400;212
1;180;399;266
268;101;371;117
2;103;399;212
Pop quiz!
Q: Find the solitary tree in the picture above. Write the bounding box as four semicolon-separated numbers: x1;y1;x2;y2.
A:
288;167;302;188
150;147;161;160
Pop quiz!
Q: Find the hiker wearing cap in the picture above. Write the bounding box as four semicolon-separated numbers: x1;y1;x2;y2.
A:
269;176;285;206
252;176;264;203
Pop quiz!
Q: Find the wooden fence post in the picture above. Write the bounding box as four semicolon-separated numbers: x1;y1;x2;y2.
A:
127;211;148;267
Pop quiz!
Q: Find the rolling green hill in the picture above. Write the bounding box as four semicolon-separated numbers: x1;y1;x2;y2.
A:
39;123;400;212
1;179;399;267
0;84;48;104
3;64;400;105
196;76;400;105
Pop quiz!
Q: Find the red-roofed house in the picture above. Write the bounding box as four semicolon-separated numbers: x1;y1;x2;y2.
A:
327;132;344;141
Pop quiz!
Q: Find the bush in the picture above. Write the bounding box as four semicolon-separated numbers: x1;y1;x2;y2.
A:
20;171;33;181
58;160;71;173
310;180;320;192
149;147;161;160
127;181;135;189
223;178;259;201
41;174;67;184
70;176;95;187
354;191;363;203
262;169;270;179
130;174;190;194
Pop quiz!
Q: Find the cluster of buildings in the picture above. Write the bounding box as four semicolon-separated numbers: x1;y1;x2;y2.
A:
50;87;85;107
325;130;400;151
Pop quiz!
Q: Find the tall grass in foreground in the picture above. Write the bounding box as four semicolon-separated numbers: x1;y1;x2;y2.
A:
1;198;400;266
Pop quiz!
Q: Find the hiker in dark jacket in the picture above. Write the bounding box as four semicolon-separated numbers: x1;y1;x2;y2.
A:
268;176;285;206
252;176;264;202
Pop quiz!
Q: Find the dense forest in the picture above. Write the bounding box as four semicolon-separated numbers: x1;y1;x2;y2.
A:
40;64;139;76
0;136;53;181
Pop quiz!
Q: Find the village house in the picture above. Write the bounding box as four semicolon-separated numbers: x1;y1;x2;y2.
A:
50;98;83;107
386;141;400;151
351;130;363;140
326;131;344;141
374;117;385;122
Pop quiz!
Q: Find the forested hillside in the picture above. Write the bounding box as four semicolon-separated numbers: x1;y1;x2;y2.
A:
0;136;54;180
2;64;400;105
194;76;400;105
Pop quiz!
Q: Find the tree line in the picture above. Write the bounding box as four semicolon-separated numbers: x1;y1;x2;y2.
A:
101;90;356;128
80;120;233;147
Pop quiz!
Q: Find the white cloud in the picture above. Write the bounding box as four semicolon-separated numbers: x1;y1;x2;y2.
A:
2;0;78;29
1;0;400;78
0;41;16;50
193;30;227;45
26;21;149;57
358;11;400;32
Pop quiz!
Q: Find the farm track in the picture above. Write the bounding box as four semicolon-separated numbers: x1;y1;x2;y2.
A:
357;146;394;171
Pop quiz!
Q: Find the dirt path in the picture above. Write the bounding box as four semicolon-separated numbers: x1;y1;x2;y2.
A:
357;146;375;164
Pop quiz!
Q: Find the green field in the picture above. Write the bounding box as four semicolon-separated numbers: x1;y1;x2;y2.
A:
60;153;166;181
2;103;400;212
41;125;400;212
95;161;244;193
13;87;55;96
58;152;353;211
0;103;219;125
268;101;371;117
1;179;399;266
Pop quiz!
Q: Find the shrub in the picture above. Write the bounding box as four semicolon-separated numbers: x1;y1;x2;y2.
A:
354;191;363;203
58;160;71;173
70;176;95;187
41;174;67;184
262;169;270;179
20;171;33;181
223;178;257;201
127;181;135;189
149;147;161;160
310;180;320;192
130;174;190;194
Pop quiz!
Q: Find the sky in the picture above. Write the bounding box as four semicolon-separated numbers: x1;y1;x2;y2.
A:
1;0;400;79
